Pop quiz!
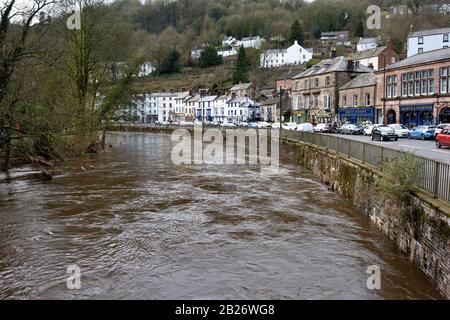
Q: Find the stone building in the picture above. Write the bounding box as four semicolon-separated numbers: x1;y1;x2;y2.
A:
375;47;450;127
291;56;373;123
352;39;399;71
339;73;377;124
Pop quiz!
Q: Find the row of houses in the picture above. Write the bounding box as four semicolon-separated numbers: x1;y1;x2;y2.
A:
129;83;273;124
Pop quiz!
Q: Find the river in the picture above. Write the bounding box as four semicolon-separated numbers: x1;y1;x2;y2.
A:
0;132;443;299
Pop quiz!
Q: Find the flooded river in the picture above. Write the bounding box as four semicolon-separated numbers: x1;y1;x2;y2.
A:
0;132;443;299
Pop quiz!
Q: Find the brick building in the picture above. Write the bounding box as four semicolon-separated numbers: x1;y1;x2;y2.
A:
352;40;399;71
375;47;450;126
276;70;302;95
338;73;377;124
291;56;373;123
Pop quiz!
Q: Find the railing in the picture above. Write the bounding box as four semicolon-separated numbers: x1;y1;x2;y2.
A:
282;130;450;203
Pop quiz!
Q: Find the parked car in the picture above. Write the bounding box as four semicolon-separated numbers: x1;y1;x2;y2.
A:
364;124;379;136
436;129;450;148
271;122;281;129
296;123;315;133
408;125;437;140
282;123;298;131
388;124;409;138
340;124;364;135
256;122;270;128
247;122;257;128
371;125;399;141
435;123;450;137
314;123;333;133
221;122;237;128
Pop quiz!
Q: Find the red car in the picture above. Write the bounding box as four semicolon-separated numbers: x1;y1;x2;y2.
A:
436;129;450;148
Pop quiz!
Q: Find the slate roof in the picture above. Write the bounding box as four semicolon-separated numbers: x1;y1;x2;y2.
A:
277;70;302;80
357;37;381;46
230;83;253;91
409;27;450;38
353;46;387;60
385;47;450;71
340;73;376;90
293;56;373;79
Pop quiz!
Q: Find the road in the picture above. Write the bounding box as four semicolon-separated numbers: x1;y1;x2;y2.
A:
322;133;450;165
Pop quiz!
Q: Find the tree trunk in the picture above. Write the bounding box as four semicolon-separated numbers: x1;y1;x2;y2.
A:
1;129;11;172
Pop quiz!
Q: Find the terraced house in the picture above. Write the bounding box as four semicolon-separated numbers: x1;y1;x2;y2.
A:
291;57;373;123
375;47;450;127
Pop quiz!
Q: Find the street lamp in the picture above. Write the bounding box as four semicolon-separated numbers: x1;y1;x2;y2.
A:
381;52;387;125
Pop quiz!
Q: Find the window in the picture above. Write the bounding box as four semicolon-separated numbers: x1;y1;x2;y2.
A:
314;95;319;108
305;79;310;89
418;48;423;54
440;67;449;93
353;94;358;107
387;75;397;98
444;34;449;43
365;93;371;106
314;78;320;88
418;37;424;44
325;76;331;87
342;95;347;107
323;95;330;110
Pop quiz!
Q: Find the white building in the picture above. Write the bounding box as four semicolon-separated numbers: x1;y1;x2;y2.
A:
191;47;204;60
173;92;190;122
218;47;238;58
132;94;158;123
196;95;217;121
149;92;179;123
407;27;450;57
260;41;313;68
222;36;238;47
240;36;262;49
137;62;155;77
184;94;199;121
357;37;381;52
213;95;229;123
226;96;258;124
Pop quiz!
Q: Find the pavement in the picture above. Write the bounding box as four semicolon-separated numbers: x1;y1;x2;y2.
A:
321;133;450;165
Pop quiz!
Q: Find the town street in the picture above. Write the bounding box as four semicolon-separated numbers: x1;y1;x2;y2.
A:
322;133;450;165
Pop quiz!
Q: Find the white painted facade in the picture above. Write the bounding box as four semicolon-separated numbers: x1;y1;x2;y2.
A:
407;28;450;57
218;47;238;58
241;36;262;49
260;41;312;68
357;38;380;52
137;62;155;77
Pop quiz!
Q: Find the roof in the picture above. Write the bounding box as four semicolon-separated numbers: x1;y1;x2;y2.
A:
260;97;280;106
321;31;349;37
228;96;255;105
293;56;373;79
199;95;217;102
340;73;376;90
241;36;259;42
353;46;387;60
385;47;450;71
357;37;380;45
264;48;288;54
186;94;200;102
230;83;252;91
149;92;179;98
409;27;450;38
277;70;302;80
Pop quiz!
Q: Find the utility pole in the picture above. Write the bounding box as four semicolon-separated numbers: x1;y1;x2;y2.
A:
280;87;283;133
382;53;387;125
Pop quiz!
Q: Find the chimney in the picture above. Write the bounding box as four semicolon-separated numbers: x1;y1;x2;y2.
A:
331;47;337;59
231;92;236;99
386;36;392;49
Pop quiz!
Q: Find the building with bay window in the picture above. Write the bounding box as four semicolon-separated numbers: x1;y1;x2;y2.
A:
375;47;450;127
291;56;373;123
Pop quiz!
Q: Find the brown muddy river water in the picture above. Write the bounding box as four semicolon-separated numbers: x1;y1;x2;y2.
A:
0;132;443;299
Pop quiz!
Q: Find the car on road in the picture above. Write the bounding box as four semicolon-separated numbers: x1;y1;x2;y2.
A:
296;123;314;133
221;122;237;128
371;125;399;141
256;122;271;129
388;124;409;138
282;123;298;131
314;123;333;133
340;124;364;135
408;125;437;140
436;129;450;148
363;124;379;136
271;122;281;129
435;123;450;137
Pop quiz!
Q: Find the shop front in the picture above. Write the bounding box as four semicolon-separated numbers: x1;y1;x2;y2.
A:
338;107;375;125
440;106;450;124
400;105;434;128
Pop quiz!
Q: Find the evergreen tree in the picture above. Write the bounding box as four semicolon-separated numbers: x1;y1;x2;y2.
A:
288;19;305;45
160;49;181;74
355;20;365;38
232;46;250;84
199;46;222;68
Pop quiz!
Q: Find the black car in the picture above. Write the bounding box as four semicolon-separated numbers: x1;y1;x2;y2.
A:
371;125;399;141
